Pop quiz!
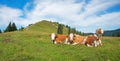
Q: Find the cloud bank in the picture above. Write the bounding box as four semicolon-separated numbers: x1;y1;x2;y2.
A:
0;0;120;32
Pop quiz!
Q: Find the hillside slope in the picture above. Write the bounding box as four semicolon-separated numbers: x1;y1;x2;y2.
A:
24;20;69;34
0;20;120;61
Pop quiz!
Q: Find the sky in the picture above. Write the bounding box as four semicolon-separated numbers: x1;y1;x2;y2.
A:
0;0;120;33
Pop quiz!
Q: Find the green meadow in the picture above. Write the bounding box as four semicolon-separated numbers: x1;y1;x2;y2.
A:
0;21;120;61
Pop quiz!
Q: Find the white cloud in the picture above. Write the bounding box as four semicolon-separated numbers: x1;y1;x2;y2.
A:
0;5;22;23
0;0;120;32
0;5;24;30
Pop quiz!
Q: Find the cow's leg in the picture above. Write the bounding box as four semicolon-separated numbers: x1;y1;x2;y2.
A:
54;41;57;44
72;42;78;45
52;40;55;44
87;44;93;47
93;41;97;47
99;39;102;46
65;38;70;44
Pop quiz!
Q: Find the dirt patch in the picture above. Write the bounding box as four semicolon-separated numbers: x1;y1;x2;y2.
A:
4;37;10;43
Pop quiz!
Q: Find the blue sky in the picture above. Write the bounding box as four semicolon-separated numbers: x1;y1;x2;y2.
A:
0;0;120;33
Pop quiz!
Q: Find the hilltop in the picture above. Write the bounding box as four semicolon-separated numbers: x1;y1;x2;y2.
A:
23;20;81;35
24;20;69;34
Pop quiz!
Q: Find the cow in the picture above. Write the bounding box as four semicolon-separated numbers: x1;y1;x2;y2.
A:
84;34;102;47
69;33;101;47
95;28;104;46
83;28;104;47
72;34;85;45
68;33;86;45
50;33;69;44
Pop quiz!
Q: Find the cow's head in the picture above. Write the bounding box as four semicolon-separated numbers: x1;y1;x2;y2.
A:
69;33;74;44
96;28;104;38
50;33;56;44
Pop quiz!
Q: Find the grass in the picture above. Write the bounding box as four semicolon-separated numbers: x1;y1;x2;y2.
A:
0;30;120;61
0;21;120;61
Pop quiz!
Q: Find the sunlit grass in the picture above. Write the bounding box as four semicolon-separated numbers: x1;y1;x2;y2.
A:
0;21;120;61
0;30;120;61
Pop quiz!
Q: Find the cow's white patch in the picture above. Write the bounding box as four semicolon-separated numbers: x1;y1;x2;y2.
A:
82;36;87;44
72;42;78;45
101;29;104;34
69;33;74;41
54;41;57;44
98;39;102;46
87;44;93;47
65;38;68;44
94;41;97;47
51;33;56;41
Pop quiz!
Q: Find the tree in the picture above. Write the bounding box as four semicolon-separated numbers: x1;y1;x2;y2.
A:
70;28;76;34
4;22;12;32
68;26;71;34
0;29;2;33
57;24;63;34
4;22;17;32
11;22;17;31
117;32;120;37
19;26;24;31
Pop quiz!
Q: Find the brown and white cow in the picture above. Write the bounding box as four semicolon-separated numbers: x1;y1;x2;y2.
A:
68;33;86;45
69;33;102;47
50;33;69;44
84;28;104;47
84;34;102;47
73;34;85;45
95;28;104;46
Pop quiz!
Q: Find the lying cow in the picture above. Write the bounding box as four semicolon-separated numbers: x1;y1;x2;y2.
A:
69;33;102;47
70;34;85;45
95;28;104;46
50;33;69;44
84;34;102;47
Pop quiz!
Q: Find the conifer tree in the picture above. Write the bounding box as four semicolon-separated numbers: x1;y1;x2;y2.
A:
4;22;17;32
4;22;12;32
68;26;71;34
71;28;76;34
11;22;17;31
0;29;2;33
57;24;63;34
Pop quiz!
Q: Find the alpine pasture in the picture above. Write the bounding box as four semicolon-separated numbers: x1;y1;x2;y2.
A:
0;20;120;61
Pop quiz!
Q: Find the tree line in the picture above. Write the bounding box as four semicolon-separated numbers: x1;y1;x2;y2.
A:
57;23;84;35
0;22;24;33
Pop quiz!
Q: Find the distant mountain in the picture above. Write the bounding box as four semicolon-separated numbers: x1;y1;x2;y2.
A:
103;29;120;37
83;29;120;37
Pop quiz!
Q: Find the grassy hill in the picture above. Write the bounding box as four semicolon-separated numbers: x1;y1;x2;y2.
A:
0;20;120;61
24;20;69;34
